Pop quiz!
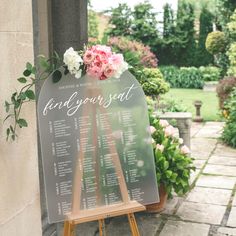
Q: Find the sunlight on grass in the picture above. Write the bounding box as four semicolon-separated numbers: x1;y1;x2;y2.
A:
163;89;222;121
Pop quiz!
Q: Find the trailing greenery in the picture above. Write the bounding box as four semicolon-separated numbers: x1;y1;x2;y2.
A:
139;68;169;97
159;66;205;89
4;53;66;141
149;109;195;197
222;87;236;148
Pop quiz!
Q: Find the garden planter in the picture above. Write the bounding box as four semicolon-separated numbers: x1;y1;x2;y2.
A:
146;184;168;213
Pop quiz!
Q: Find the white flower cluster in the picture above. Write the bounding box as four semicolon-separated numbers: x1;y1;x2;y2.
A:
63;47;83;79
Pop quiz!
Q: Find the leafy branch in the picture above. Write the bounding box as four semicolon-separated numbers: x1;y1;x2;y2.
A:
4;53;66;141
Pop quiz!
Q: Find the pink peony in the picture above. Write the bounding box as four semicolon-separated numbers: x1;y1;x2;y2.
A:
180;145;190;155
156;144;164;153
159;119;169;128
164;125;175;137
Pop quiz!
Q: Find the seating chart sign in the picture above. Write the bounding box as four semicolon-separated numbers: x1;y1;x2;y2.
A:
38;70;159;223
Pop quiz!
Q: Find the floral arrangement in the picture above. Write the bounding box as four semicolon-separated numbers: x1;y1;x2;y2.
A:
149;110;195;198
64;45;128;80
3;45;129;141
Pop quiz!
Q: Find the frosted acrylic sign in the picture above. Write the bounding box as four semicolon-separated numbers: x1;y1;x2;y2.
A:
38;70;159;223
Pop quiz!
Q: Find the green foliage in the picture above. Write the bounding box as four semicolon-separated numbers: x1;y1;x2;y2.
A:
155;1;197;66
195;5;214;66
88;10;99;39
205;31;227;55
216;0;236;31
163;4;175;38
149;115;195;198
175;1;196;66
199;66;221;81
216;76;236;109
140;68;169;96
4;53;65;141
222;88;236;148
106;3;132;37
227;9;236;41
227;42;236;76
131;2;159;49
160;66;205;89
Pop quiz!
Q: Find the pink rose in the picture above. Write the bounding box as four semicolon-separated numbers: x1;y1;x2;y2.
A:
164;125;175;137
159;119;169;128
180;145;190;155
156;144;164;153
83;50;95;64
104;64;115;78
87;66;103;79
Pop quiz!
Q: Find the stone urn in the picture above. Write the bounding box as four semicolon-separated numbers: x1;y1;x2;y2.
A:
146;184;168;213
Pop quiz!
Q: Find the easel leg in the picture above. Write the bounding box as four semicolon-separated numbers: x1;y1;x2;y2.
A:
128;213;140;236
99;219;106;236
63;221;75;236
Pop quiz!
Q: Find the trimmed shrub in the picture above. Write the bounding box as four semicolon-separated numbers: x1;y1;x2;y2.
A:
199;66;221;81
205;31;227;55
222;88;236;148
216;76;236;109
140;68;169;96
159;66;204;89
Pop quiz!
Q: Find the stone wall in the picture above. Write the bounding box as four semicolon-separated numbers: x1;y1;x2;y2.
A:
0;0;42;235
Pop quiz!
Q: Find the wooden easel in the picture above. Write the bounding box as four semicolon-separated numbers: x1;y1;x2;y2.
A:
63;85;145;236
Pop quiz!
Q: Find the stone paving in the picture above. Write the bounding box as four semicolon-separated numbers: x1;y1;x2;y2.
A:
60;122;236;236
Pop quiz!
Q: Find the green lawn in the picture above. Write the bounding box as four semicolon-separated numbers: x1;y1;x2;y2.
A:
163;89;221;121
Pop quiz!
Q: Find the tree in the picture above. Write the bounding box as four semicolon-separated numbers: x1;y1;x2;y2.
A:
131;1;159;49
216;0;236;31
175;1;197;66
106;3;132;37
163;4;175;38
88;10;99;39
195;5;214;66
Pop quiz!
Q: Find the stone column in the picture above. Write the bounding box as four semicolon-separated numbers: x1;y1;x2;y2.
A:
32;0;88;235
50;0;88;57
